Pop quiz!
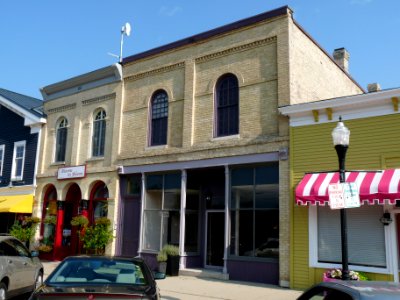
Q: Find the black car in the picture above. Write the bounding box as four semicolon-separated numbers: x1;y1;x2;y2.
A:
298;280;400;300
30;256;165;300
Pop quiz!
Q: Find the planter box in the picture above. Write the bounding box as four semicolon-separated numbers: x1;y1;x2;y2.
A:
166;256;180;276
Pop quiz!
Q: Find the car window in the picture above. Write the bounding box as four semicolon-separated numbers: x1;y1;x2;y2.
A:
8;239;30;257
0;241;18;256
49;258;148;285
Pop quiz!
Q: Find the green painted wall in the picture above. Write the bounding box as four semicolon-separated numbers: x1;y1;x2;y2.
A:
290;114;400;289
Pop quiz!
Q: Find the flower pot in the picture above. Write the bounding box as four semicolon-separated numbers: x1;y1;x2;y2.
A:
158;261;167;274
166;256;180;276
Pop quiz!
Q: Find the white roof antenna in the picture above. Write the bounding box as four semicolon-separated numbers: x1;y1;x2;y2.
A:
119;22;131;63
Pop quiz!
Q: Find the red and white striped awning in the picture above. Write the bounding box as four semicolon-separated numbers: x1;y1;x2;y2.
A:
295;169;400;206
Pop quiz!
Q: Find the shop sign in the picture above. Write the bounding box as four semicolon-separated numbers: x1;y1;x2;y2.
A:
57;165;86;180
328;182;360;209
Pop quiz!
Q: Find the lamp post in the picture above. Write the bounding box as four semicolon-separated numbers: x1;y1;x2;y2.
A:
331;117;350;280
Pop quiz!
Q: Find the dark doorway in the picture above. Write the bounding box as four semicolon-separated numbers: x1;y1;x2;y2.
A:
206;211;225;267
63;184;81;256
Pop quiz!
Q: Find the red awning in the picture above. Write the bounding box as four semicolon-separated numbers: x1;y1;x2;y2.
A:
295;169;400;206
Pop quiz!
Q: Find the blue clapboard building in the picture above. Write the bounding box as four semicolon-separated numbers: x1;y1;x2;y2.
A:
0;88;46;232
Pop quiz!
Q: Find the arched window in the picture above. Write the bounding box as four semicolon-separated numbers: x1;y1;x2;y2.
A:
215;74;239;137
90;182;109;223
41;186;57;249
92;109;106;157
150;90;168;146
55;117;68;162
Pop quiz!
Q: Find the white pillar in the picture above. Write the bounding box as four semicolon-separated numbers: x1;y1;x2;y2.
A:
179;170;187;270
223;165;230;274
138;173;146;255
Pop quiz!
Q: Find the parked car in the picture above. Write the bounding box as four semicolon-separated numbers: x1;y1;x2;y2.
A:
30;256;165;300
0;234;43;299
298;280;400;300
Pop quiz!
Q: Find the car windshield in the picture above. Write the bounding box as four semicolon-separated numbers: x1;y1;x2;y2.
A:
47;258;148;285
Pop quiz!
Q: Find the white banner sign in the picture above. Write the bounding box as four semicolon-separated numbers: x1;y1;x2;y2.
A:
328;182;360;209
57;165;86;180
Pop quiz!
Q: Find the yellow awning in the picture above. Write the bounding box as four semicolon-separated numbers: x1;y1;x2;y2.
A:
0;195;34;213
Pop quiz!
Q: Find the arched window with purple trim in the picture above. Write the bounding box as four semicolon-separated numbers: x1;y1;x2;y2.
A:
150;90;168;146
215;74;239;137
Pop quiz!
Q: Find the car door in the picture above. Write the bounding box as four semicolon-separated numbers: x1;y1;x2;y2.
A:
8;239;36;289
0;240;22;291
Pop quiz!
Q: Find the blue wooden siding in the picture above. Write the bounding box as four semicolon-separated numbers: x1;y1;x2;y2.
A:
0;105;38;186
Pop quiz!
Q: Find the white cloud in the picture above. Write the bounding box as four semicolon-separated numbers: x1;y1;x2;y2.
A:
158;6;183;17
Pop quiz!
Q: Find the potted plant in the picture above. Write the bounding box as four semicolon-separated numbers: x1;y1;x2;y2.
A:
80;217;113;255
162;244;180;276
323;268;369;281
9;216;40;247
71;215;89;254
156;250;168;274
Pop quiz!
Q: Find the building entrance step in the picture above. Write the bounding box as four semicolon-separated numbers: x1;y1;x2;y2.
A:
179;268;229;280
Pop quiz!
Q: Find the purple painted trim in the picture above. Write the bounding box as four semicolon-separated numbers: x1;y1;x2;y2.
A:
228;260;279;285
122;6;290;65
120;152;278;174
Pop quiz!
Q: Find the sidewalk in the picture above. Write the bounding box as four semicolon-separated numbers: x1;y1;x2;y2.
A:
42;261;302;300
157;276;302;300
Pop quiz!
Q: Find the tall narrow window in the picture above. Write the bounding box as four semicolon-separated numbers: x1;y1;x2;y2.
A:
92;109;106;157
150;90;168;146
55;117;68;162
0;145;4;176
12;141;26;181
215;74;239;137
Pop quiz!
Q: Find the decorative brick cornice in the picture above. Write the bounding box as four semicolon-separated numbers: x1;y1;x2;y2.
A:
124;62;185;82
46;103;76;114
82;93;116;106
195;37;276;64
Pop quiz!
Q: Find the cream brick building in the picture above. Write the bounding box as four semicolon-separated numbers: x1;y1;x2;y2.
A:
116;6;363;286
33;65;123;260
33;6;363;286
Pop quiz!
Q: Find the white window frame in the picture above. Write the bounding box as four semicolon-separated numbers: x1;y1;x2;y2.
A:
11;140;26;181
0;145;4;176
91;109;107;158
54;117;68;163
308;205;393;275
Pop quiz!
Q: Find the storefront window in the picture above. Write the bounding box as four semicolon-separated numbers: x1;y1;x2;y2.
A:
230;163;279;259
317;205;386;267
143;173;181;252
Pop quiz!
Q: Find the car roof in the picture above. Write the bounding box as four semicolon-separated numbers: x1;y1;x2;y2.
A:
318;281;400;298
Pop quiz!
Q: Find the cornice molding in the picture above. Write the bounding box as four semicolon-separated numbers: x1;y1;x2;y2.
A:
195;36;276;64
46;103;76;114
125;62;185;82
82;93;116;106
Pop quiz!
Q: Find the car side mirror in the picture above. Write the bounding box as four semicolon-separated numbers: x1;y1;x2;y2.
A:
153;271;166;280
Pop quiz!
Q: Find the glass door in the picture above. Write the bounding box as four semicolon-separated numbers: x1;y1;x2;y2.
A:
205;211;225;268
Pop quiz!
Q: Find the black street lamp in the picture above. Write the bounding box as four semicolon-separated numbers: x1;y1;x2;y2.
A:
331;117;350;280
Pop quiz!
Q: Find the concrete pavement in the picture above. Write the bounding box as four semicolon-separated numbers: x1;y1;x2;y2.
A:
41;261;302;300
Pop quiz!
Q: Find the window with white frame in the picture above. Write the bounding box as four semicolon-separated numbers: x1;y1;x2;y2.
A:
11;141;26;181
143;173;181;252
0;145;4;176
55;117;68;162
316;205;386;268
92;109;106;157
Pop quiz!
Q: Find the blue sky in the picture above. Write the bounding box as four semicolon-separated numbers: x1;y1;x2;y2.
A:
1;0;399;99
